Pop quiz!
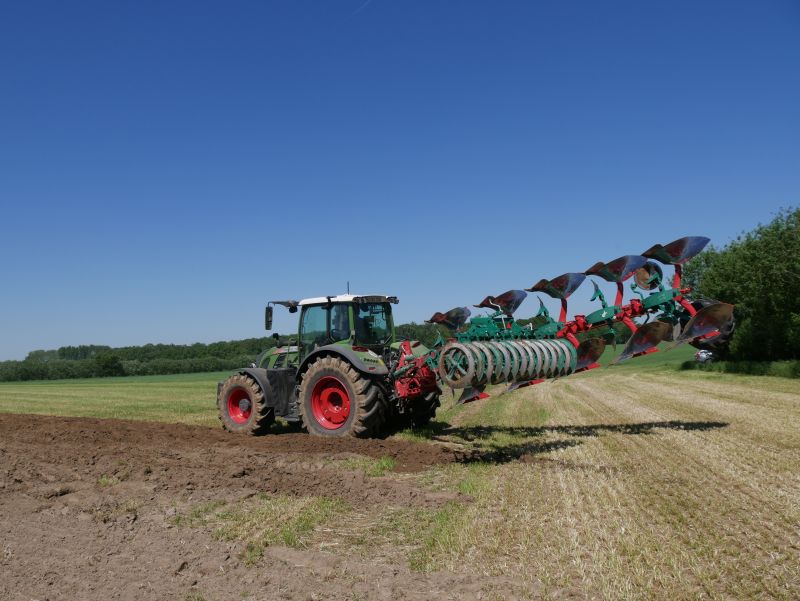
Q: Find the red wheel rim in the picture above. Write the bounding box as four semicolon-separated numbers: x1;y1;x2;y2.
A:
310;376;351;430
227;387;252;424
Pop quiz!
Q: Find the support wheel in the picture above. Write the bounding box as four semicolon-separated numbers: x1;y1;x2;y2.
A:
217;373;275;435
298;356;386;438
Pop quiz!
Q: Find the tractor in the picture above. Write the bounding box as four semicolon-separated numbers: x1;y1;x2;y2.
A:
216;295;441;438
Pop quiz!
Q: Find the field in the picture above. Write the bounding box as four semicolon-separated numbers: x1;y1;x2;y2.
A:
1;347;799;601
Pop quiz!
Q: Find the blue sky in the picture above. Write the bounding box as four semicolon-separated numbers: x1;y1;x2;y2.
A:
1;1;798;360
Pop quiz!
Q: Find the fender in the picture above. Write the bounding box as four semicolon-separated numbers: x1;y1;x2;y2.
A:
298;344;389;378
219;367;298;420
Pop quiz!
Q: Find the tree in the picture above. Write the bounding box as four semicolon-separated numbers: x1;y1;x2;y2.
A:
683;207;800;361
95;352;125;377
25;349;59;363
395;322;446;348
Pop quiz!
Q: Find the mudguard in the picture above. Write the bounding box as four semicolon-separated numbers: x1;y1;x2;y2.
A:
225;367;299;420
298;344;389;377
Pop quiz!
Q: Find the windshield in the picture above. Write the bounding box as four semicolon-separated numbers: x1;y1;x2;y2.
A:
354;303;392;345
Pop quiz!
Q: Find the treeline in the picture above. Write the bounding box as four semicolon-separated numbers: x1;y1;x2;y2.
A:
683;206;799;361
27;337;274;362
0;355;257;382
0;337;281;382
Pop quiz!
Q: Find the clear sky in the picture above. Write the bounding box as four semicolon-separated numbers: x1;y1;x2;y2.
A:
1;1;798;360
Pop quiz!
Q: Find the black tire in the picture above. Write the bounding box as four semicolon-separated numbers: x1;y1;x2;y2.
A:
684;298;736;353
298;356;386;438
217;373;275;435
409;392;440;428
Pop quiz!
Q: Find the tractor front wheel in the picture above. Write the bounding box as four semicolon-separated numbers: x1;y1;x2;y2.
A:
217;374;275;435
298;357;385;438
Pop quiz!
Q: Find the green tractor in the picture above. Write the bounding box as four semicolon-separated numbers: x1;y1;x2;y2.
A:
216;295;441;438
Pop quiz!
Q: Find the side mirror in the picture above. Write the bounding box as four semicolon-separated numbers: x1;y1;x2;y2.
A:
265;306;273;330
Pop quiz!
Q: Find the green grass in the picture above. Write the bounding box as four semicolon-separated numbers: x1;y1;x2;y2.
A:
0;371;228;426
389;501;467;573
173;494;350;565
335;455;398;477
171;500;226;528
97;474;121;487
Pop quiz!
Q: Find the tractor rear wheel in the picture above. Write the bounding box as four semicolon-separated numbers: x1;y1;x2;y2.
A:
218;373;275;435
298;356;386;438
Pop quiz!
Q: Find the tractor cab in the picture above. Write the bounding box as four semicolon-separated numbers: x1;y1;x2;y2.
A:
296;295;397;359
265;295;398;364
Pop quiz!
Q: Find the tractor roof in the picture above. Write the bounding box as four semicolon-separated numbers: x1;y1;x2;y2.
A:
298;294;398;306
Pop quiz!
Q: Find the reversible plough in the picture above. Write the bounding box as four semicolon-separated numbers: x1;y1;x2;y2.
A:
428;236;734;403
217;235;734;438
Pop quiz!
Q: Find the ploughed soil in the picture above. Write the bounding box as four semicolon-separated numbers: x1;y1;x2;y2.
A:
0;414;522;601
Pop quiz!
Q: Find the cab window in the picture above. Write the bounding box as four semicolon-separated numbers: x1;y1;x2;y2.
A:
355;303;391;345
330;304;351;342
300;305;327;352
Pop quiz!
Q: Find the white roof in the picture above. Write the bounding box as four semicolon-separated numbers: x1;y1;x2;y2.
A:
298;294;391;306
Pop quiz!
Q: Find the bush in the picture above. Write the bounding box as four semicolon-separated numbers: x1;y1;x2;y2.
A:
0;359;98;382
680;359;800;378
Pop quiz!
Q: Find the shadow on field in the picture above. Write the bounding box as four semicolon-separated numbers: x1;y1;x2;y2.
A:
456;420;729;439
417;420;729;464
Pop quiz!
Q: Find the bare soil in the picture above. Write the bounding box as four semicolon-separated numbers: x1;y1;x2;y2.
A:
0;414;524;601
